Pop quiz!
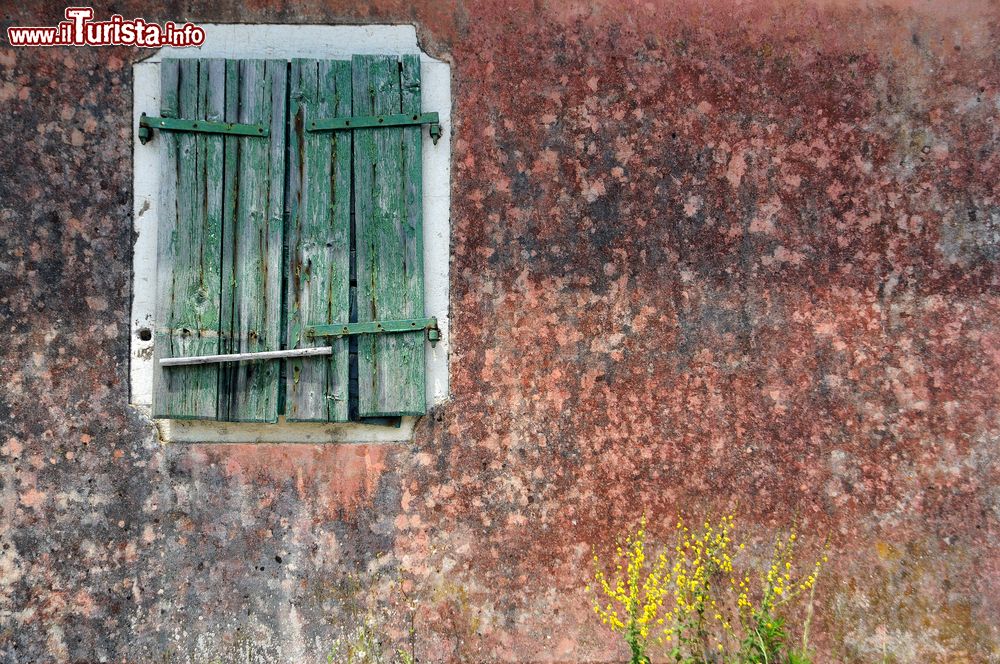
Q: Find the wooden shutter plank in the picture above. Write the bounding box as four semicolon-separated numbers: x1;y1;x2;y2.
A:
399;54;426;410
153;59;223;419
152;59;181;418
203;60;227;418
353;55;426;417
285;59;352;422
218;60;287;422
217;59;240;420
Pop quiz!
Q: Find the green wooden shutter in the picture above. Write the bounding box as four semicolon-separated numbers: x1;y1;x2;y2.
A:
153;58;287;422
155;55;429;422
285;55;428;421
352;54;426;417
284;59;353;422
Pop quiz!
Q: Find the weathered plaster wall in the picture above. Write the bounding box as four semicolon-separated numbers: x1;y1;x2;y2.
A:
1;1;998;662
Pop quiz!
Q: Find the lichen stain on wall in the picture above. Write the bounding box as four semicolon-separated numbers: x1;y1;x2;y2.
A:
187;444;392;521
1;0;998;662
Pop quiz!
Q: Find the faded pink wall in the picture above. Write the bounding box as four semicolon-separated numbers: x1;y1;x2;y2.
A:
0;0;998;661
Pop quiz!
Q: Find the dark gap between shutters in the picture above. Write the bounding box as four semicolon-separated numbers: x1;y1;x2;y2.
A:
277;59;293;418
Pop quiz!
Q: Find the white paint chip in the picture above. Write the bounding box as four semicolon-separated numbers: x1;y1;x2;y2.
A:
130;24;451;443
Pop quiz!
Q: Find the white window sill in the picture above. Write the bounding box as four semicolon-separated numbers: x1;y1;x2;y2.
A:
154;417;422;445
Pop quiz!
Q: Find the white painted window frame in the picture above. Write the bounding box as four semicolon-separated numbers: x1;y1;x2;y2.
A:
129;25;451;443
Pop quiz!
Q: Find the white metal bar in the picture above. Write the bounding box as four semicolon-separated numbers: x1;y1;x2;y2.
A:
160;346;332;367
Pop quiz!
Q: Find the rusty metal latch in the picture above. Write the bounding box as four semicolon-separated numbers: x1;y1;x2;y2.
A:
306;112;443;145
159;317;440;367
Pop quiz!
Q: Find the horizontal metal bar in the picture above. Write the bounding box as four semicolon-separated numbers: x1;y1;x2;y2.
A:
307;112;440;133
139;113;269;141
160;346;331;367
162;318;440;366
306;317;438;338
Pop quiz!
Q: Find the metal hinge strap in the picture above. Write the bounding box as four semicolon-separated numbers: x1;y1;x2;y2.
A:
306;112;442;145
306;317;440;342
138;112;269;144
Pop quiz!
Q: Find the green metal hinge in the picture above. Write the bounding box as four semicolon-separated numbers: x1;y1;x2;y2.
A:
138;112;269;145
306;317;440;346
306;112;443;145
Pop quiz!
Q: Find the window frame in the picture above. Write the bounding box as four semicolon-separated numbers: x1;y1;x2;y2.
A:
128;25;451;443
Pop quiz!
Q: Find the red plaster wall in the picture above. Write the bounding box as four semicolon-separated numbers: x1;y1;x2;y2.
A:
0;1;998;661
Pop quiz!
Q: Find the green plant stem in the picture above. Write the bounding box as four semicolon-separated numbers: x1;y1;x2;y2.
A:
627;632;644;664
801;576;816;654
756;629;769;664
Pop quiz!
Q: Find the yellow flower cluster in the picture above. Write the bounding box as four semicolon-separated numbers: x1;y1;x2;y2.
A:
588;513;744;654
589;516;672;641
658;514;739;649
588;513;830;661
741;529;829;616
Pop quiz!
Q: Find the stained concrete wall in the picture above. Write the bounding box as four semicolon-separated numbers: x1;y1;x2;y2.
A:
1;1;998;662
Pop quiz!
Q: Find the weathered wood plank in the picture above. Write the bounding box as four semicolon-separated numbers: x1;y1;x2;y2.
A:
353;55;427;416
326;59;355;422
398;54;427;413
153;59;223;419
152;59;180;418
222;60;286;422
285;59;352;422
263;60;289;423
217;59;240;420
203;60;227;418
